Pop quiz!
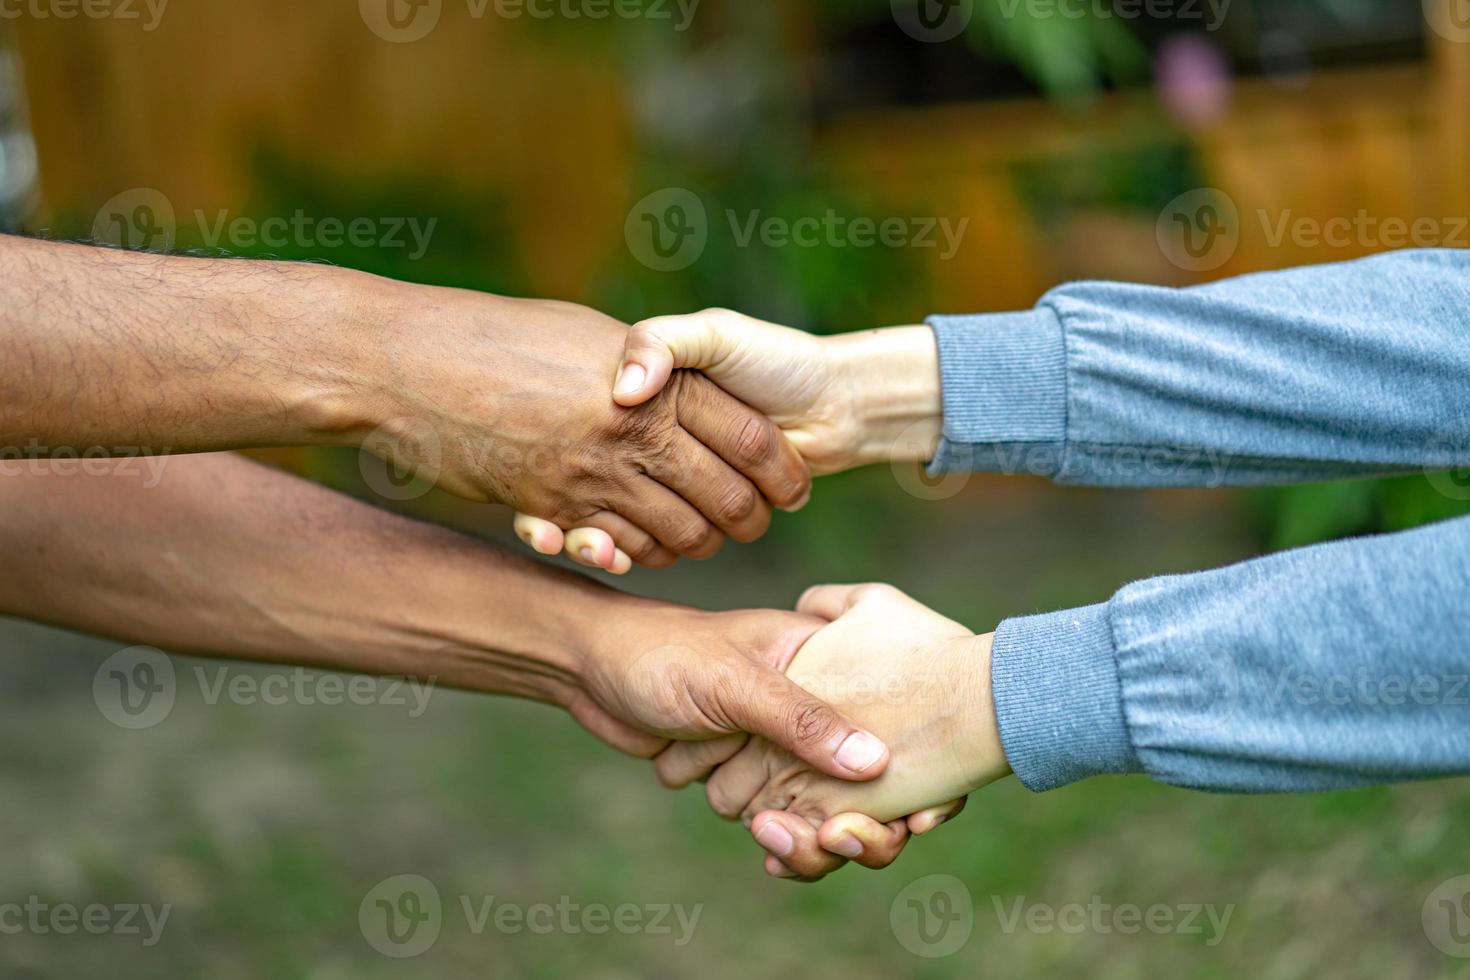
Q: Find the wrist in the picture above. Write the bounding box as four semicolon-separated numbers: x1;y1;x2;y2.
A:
825;325;942;468
411;542;622;706
950;632;1012;792
280;266;415;448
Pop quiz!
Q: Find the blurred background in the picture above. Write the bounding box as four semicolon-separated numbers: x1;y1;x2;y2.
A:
1;0;1469;976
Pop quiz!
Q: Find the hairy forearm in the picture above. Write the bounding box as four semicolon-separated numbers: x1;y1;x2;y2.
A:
0;236;390;456
0;452;627;703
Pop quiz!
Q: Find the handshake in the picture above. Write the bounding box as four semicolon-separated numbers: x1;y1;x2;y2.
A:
361;297;1006;882
0;238;1008;884
6;237;1459;884
356;298;946;574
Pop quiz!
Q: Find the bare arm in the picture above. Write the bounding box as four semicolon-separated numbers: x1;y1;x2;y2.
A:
0;236;371;455
0;451;888;778
0;235;811;568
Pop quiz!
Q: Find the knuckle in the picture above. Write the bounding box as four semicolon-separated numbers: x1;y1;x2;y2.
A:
666;518;715;555
621;533;661;563
786;699;840;749
715;482;760;526
732;415;780;468
705;781;744;820
616;405;674;449
699;306;738;326
855;583;898;604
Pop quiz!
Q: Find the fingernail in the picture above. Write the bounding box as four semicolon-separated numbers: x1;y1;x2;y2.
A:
781;489;811;513
930;815;947;830
829;833;863;858
755;822;794;857
578;546;595;563
835;731;885;774
613;363;646;397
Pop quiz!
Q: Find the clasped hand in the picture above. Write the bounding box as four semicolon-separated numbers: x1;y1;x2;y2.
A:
480;303;999;880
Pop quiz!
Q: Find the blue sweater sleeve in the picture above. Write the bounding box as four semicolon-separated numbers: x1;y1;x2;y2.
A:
937;251;1470;792
992;515;1470;793
926;249;1470;486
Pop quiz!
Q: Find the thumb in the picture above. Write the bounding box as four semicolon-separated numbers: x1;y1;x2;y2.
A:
719;661;890;781
613;310;736;407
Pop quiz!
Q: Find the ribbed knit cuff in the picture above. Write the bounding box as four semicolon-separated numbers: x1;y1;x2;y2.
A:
925;309;1068;477
991;600;1140;792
